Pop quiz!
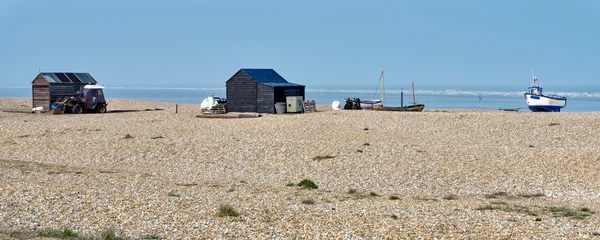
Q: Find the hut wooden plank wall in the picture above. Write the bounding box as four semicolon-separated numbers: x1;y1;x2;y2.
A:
226;69;305;113
31;72;97;110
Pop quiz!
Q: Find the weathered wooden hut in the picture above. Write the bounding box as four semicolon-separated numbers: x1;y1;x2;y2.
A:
31;72;97;110
226;69;305;113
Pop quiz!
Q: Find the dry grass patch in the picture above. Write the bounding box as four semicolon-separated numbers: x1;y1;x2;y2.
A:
98;227;126;240
485;191;510;199
476;203;595;220
442;194;458;200
175;183;198;187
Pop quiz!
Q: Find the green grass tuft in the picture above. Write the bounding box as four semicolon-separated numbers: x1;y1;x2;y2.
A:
544;206;595;220
476;205;501;211
485;191;509;199
301;199;315;205
141;234;162;239
167;192;180;197
581;207;592;212
518;193;546;198
286;182;295;187
312;155;336;161
442;194;458;200
217;204;240;217
297;179;318;189
369;192;378;197
389;195;400;200
347;189;357;194
38;228;79;238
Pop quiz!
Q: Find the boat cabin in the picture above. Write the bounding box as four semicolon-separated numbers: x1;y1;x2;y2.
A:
528;77;543;95
527;86;542;95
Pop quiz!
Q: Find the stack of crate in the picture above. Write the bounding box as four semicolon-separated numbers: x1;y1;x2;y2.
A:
302;100;316;113
210;103;227;114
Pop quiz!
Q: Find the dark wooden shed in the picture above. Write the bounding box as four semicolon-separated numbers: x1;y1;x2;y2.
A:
32;72;97;110
226;69;305;113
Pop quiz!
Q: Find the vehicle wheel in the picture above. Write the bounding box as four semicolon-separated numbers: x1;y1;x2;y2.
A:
97;105;107;113
72;104;83;114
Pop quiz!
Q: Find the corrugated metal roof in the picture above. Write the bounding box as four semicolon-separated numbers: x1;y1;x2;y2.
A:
40;72;97;84
241;69;304;87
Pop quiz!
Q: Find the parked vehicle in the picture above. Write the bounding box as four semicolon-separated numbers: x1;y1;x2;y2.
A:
53;85;108;114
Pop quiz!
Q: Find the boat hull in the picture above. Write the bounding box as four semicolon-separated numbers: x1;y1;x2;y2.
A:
373;104;425;112
524;94;566;112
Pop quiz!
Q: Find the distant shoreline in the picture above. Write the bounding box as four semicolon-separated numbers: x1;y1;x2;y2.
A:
2;98;598;113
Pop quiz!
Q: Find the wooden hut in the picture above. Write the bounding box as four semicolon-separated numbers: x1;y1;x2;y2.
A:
226;69;305;113
32;72;97;110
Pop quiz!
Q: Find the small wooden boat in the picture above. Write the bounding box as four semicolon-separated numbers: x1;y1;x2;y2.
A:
372;70;425;112
373;104;425;112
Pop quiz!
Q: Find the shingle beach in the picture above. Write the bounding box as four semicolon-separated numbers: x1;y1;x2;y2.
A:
1;98;599;239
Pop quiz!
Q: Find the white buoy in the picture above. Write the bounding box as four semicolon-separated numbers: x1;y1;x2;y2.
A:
200;97;215;110
331;101;341;110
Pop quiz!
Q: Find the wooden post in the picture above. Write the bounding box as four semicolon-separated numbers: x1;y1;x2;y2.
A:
401;89;404;107
176;104;178;114
412;82;416;106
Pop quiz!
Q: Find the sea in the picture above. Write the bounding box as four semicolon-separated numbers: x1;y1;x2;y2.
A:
1;86;599;112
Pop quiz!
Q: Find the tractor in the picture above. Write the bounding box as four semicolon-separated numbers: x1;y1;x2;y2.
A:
53;85;108;114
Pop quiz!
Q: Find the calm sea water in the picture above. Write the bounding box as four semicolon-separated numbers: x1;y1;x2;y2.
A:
1;86;599;112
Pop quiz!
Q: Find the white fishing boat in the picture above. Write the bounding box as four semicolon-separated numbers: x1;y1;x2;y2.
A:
524;76;566;112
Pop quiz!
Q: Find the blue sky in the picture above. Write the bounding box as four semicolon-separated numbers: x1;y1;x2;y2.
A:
0;0;598;90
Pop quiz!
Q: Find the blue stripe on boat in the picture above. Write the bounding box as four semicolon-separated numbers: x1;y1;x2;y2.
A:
528;105;563;112
530;95;540;100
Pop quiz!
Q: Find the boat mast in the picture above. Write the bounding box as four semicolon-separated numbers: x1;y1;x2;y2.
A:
380;70;385;106
412;81;417;106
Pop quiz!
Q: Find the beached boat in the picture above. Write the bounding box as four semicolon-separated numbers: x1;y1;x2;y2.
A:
524;76;566;112
373;103;425;111
372;70;425;112
362;99;382;105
